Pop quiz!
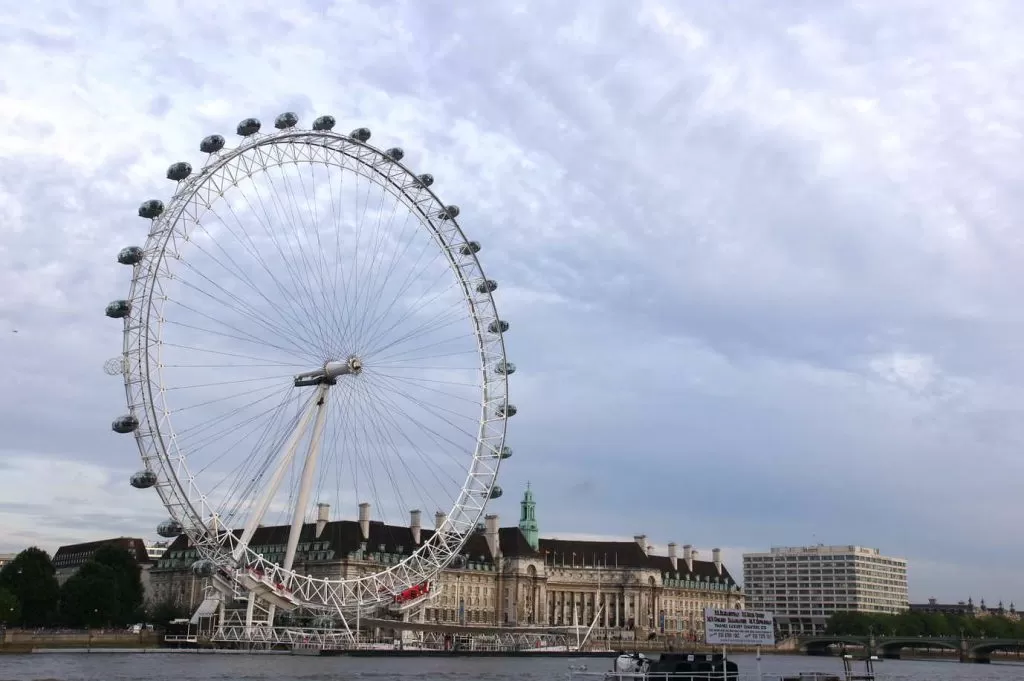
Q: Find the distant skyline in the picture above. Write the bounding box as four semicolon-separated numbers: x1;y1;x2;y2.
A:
3;1;1024;606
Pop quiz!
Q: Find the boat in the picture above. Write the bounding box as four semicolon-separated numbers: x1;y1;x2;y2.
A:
567;651;879;681
569;652;739;680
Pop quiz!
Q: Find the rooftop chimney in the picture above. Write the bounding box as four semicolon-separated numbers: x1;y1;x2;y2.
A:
713;547;722;575
634;534;648;555
315;502;330;538
668;542;678;571
683;544;693;571
410;509;422;545
435;510;446;530
358;502;370;541
485;514;500;560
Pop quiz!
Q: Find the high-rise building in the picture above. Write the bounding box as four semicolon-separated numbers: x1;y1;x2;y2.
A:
742;545;908;636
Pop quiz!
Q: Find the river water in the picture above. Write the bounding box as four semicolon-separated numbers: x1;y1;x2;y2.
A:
0;653;1021;681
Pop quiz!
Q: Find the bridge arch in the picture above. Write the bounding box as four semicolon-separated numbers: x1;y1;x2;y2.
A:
876;637;959;657
970;639;1024;657
800;636;868;654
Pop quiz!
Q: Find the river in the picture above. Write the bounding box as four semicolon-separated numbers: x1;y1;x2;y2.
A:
0;652;1022;681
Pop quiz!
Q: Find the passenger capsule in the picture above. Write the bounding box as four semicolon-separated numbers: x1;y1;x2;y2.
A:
200;134;226;154
439;205;460;220
130;469;157;489
476;280;498;294
496;403;517;418
385;147;404;161
499;446;512;459
105;300;132;319
236;117;261;136
488;486;503;499
313;115;336;131
274;112;299;129
138;199;164;219
157;519;184;538
459;241;481;256
488;320;509;334
166;161;192;181
350;127;371;142
112;414;139;434
495;360;516;375
117;247;144;266
416;174;434;188
191;559;216;577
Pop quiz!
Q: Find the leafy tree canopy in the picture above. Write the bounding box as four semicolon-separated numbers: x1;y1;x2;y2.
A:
0;547;59;627
60;562;119;628
0;586;20;624
91;545;145;623
826;610;1024;638
147;598;190;626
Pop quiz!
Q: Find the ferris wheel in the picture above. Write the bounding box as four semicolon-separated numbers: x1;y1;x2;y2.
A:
105;111;515;621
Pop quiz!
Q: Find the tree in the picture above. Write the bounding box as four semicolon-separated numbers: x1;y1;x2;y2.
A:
60;562;118;628
0;587;20;625
825;609;1024;639
91;545;145;625
148;598;189;626
0;547;59;626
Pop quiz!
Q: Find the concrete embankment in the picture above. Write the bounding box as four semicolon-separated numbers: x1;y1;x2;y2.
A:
1;630;160;654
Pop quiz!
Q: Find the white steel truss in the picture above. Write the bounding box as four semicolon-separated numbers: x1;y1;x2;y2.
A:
114;117;513;625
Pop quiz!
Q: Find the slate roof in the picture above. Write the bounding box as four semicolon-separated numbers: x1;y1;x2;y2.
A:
537;538;737;585
157;519;537;566
53;537;152;569
154;518;735;585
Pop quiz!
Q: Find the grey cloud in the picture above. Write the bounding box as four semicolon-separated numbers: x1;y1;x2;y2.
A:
1;0;1023;605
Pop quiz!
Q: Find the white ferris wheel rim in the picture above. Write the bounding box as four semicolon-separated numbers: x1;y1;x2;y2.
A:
114;116;511;612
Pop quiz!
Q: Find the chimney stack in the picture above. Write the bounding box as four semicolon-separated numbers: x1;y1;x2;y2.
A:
410;509;422;545
634;534;648;555
435;510;446;530
683;544;693;571
358;502;370;540
315;502;330;538
485;514;500;559
713;548;722;575
668;542;678;571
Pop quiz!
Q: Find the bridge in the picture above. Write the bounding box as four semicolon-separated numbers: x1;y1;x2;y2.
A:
795;635;1024;664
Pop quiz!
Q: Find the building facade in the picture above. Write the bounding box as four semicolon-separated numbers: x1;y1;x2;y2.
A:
0;554;14;570
150;487;743;641
743;545;908;636
910;597;1019;621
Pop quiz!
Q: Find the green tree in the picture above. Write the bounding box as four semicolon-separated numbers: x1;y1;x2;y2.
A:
91;545;145;625
0;586;20;624
0;547;59;626
147;598;189;626
60;562;118;628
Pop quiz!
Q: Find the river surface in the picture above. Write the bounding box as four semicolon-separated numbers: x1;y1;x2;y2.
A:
0;652;1022;681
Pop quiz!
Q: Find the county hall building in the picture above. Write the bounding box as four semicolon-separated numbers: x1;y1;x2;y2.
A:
149;485;744;640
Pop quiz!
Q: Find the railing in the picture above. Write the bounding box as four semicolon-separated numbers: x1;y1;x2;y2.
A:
567;672;845;681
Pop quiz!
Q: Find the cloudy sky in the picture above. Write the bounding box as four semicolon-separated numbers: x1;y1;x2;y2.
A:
2;0;1024;605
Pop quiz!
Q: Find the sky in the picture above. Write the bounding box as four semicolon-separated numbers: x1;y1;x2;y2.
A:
2;0;1024;606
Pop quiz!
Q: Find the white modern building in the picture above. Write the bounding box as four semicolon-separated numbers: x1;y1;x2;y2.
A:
742;545;908;636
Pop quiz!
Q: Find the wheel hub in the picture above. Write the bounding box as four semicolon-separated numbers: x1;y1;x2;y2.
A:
293;356;362;387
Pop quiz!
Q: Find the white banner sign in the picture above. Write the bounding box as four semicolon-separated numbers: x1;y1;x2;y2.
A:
703;608;775;646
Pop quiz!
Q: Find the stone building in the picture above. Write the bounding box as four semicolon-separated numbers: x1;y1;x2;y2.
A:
149;486;743;639
910;597;1020;622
